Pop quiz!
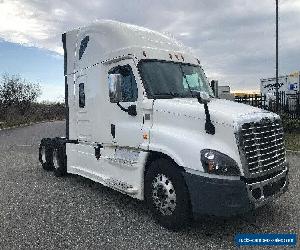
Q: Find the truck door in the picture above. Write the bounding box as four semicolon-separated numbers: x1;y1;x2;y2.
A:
75;73;92;141
107;59;145;148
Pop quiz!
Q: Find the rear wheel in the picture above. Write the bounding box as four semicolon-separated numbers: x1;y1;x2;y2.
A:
145;158;192;230
39;138;54;171
53;139;67;177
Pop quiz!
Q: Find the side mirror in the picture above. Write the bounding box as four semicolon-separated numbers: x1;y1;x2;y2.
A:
196;91;211;104
127;105;137;116
199;91;211;104
192;90;215;135
108;74;122;103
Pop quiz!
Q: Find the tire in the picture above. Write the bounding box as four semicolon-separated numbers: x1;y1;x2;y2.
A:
144;158;192;230
39;138;54;171
52;138;67;177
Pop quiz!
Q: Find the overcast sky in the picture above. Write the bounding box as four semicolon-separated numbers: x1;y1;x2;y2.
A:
0;0;299;101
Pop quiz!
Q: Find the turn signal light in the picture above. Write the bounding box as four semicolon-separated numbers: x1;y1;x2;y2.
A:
207;160;215;172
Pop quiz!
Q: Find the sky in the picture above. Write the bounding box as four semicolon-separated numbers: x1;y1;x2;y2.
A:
0;0;299;101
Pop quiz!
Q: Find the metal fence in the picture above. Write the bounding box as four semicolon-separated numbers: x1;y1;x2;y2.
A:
234;91;300;120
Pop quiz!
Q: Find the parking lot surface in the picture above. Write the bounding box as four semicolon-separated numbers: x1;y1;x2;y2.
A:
0;121;299;249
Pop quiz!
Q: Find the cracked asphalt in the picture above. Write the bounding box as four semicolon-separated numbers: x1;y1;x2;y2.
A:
0;121;299;249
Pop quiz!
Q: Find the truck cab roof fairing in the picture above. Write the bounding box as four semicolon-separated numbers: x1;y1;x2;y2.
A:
64;20;191;75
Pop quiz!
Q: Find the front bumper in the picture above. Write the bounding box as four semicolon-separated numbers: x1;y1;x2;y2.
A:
183;165;288;219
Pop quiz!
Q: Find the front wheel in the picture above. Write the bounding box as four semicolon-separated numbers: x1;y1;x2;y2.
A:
145;158;192;230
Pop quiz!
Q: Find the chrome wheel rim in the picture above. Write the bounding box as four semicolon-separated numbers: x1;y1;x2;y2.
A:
41;147;46;163
53;149;59;170
152;174;176;216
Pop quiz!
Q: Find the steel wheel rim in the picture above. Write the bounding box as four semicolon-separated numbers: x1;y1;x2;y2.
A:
41;147;46;163
53;149;59;170
152;174;176;216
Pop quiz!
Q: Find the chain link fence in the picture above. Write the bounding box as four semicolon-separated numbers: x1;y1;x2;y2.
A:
235;91;300;132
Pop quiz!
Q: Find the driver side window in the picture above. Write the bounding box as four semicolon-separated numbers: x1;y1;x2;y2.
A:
108;65;138;102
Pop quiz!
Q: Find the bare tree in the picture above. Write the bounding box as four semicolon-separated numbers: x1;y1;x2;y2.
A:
0;73;41;114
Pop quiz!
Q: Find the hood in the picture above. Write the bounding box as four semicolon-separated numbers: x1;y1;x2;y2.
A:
153;98;277;128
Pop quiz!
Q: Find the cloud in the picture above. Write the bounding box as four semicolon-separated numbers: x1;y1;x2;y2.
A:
38;83;65;102
0;0;299;91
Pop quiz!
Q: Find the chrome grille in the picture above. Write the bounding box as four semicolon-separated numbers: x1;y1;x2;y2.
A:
240;119;286;175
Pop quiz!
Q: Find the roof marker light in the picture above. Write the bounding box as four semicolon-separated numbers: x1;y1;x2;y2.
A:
169;53;173;59
175;54;179;60
197;59;200;64
143;51;147;57
181;54;184;61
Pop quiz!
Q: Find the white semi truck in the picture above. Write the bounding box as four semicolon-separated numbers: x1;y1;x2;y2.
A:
39;20;288;230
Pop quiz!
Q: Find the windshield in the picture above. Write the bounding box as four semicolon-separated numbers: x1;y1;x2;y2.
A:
138;60;214;99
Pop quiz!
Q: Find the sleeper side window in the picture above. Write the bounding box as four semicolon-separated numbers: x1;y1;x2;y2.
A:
108;65;138;102
79;83;85;108
79;36;89;60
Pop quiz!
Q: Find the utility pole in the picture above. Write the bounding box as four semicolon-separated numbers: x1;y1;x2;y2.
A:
275;0;279;112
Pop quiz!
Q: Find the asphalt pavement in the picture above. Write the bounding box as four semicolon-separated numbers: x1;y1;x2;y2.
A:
0;121;299;249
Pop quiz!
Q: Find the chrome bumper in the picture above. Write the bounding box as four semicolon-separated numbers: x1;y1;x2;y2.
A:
245;163;289;208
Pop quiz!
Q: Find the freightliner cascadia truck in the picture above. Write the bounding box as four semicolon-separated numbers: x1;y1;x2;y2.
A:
39;20;289;230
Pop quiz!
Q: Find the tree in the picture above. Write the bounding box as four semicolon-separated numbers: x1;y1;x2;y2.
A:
0;73;41;114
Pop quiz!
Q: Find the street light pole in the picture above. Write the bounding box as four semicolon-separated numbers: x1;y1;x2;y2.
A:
275;0;279;112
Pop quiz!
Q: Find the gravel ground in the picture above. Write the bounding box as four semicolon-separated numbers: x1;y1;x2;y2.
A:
0;121;299;249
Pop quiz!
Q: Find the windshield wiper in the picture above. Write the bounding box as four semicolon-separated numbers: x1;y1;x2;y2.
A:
153;93;174;98
153;92;185;98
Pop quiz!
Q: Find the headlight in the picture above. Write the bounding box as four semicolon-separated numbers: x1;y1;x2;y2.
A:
200;149;240;176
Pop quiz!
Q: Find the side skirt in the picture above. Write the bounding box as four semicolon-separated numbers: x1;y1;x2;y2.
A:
67;165;139;195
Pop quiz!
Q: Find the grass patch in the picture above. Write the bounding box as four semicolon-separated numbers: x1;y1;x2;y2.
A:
0;102;65;129
284;132;300;151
